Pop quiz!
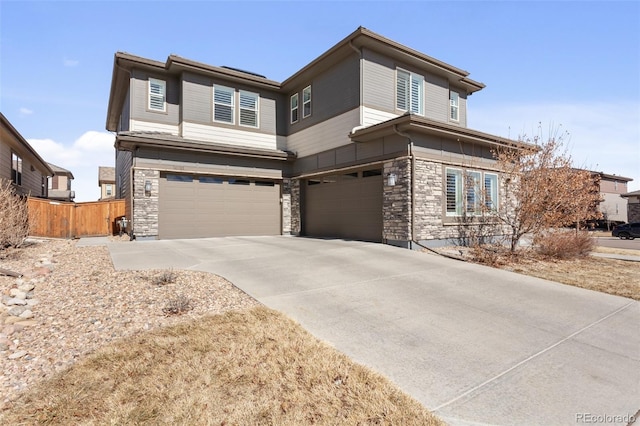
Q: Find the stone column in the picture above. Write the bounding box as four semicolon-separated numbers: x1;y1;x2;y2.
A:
290;179;301;235
383;158;411;243
132;168;159;239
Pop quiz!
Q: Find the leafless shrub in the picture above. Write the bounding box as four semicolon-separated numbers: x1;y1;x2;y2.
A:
0;178;30;250
534;230;594;260
152;269;177;286
162;295;193;316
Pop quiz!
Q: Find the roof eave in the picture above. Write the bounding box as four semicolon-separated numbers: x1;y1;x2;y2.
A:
0;113;54;176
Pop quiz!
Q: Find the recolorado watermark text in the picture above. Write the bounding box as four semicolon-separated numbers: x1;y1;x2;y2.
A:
576;413;636;424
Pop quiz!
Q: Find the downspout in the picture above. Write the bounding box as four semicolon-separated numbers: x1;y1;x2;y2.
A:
348;40;363;126
393;125;415;249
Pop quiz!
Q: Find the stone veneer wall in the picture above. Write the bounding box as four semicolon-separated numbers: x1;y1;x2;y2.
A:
413;158;458;241
282;179;292;234
382;158;412;242
290;179;301;235
132;168;159;238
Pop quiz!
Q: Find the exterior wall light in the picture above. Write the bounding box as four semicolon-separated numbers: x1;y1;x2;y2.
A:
144;180;152;195
388;173;397;187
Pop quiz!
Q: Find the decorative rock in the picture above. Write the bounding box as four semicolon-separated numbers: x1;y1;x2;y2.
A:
8;306;27;317
25;291;35;300
0;339;9;351
15;320;37;327
18;282;35;292
4;316;21;325
9;289;27;300
6;298;27;306
26;298;39;306
18;310;34;319
8;350;27;360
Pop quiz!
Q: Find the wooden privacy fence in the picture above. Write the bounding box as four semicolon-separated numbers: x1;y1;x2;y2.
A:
28;198;126;239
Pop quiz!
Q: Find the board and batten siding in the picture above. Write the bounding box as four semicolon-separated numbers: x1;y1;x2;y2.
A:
287;108;360;158
130;69;180;127
287;53;360;134
116;149;133;222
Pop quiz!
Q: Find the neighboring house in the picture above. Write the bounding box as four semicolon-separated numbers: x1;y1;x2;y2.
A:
621;190;640;224
105;26;531;247
592;172;633;225
47;163;75;202
98;166;116;200
0;112;52;197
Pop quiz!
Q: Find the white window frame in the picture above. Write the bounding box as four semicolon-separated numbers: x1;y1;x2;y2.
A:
148;78;166;112
11;152;22;186
239;90;259;128
213;85;235;124
446;167;499;217
303;85;312;118
290;93;299;123
396;68;424;115
105;184;113;197
450;91;459;122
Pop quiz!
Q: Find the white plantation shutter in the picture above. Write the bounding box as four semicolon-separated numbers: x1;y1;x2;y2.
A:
450;91;459;121
214;85;234;123
410;74;423;115
484;173;498;210
396;70;409;111
446;169;462;216
239;91;259;127
149;78;166;111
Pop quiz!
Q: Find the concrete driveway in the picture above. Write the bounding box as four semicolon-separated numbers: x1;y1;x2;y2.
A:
107;236;639;425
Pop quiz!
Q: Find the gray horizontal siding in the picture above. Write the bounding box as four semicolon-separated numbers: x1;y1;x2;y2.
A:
0;136;47;197
116;150;133;220
287;52;360;134
118;89;131;132
181;71;279;135
134;146;287;178
425;73;448;123
362;48;395;111
130;69;180;126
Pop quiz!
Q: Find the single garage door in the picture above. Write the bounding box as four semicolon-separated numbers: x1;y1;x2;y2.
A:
304;169;383;242
159;174;280;239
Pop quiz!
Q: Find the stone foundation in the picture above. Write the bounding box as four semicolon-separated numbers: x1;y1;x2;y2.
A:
382;158;412;241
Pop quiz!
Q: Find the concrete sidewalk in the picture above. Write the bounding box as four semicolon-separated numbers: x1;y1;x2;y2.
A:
107;236;639;425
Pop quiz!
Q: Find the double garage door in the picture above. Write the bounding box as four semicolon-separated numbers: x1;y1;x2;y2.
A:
304;169;383;242
158;174;280;239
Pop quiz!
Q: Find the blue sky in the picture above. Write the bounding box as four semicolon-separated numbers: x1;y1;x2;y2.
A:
1;0;638;201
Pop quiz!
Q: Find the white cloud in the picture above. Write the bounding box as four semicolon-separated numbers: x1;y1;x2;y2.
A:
28;131;115;201
19;107;33;115
63;58;79;67
469;101;640;191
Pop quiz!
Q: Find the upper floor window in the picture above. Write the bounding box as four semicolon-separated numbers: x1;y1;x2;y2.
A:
450;91;459;121
446;167;499;216
396;69;423;115
303;85;312;118
11;152;22;186
213;85;234;124
290;93;299;123
148;78;166;112
239;91;259;128
106;184;113;197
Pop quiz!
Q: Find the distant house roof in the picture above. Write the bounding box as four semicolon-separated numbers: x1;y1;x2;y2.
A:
596;172;633;182
98;166;115;184
48;163;74;179
621;190;640;198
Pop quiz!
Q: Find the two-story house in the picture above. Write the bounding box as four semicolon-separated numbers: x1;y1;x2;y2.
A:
106;27;529;247
593;172;633;225
47;163;75;201
98;166;116;200
0;113;52;198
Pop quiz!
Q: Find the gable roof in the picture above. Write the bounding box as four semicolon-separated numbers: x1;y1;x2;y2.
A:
0;113;53;176
48;162;74;179
98;166;115;183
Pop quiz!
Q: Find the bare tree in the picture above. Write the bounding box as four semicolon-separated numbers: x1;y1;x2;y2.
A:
0;178;30;249
493;125;602;251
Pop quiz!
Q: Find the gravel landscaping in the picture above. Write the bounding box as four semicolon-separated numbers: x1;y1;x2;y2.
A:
0;238;259;406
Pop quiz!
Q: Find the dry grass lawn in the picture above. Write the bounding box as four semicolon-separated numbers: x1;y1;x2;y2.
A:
1;307;442;425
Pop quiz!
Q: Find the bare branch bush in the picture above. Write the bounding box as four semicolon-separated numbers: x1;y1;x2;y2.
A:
0;178;30;249
492;124;602;252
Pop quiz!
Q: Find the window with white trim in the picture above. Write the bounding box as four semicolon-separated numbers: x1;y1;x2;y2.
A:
239;90;259;128
446;167;499;216
11;152;22;186
303;85;312;118
148;78;166;112
450;91;459;121
290;93;299;123
213;85;234;124
396;69;423;115
106;184;113;197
